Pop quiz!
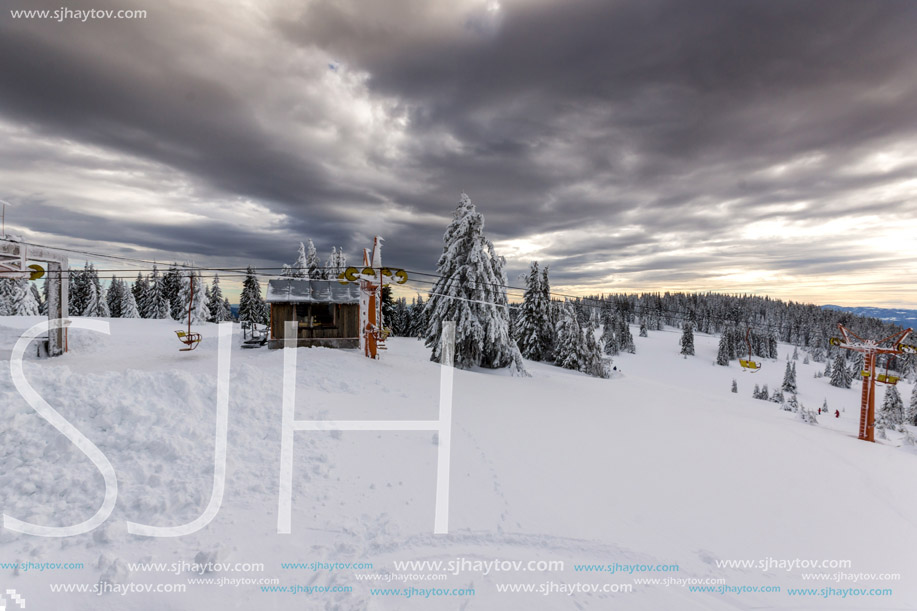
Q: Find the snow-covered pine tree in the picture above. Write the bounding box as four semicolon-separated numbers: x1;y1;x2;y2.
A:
716;333;730;366
163;265;184;320
516;261;552;361
120;285;140;318
305;239;321;279
178;270;210;324
554;301;582;372
878;385;904;426
540;266;556;359
106;276;125;318
406;295;425;338
581;320;609;378
761;384;770;401
423;193;525;375
206;273;230;322
823;358;832;378
239;266;267;325
601;316;619;356
39;278;49;315
907;386;917;426
10;278;40;315
223;298;233;321
781;361;797;394
829;353;850;388
617;315;635;354
30;282;42;314
145;265;170;319
131;272;147;310
771;388;784;404
82;264;109;317
68;265;90;316
639;319;648;337
325;246;346;280
731;379;738;393
291;242;310;279
679;322;695;356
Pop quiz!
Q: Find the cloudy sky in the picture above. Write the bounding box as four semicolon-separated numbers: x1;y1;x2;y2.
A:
2;0;916;306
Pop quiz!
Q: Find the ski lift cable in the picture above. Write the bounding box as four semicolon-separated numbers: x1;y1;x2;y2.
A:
19;241;900;342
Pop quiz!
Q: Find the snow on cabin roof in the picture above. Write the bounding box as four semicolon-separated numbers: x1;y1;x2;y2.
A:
265;278;361;304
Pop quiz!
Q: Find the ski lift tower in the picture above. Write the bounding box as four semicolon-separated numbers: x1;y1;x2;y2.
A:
336;236;408;359
830;324;913;442
0;234;70;356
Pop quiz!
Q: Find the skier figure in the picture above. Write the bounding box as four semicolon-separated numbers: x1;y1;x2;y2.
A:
818;407;821;414
835;410;840;418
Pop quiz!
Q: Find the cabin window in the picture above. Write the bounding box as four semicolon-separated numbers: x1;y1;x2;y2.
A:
295;303;308;318
311;304;335;326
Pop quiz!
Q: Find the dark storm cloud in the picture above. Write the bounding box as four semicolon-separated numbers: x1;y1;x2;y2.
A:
1;0;916;301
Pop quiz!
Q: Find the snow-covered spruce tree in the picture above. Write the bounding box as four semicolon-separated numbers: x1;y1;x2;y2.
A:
106;276;125;318
907;386;917;426
540;266;556;359
145;265;171;319
289;242;310;279
68;265;90;316
679;322;695;356
716;333;730;366
39;278;49;315
163;265;185;321
771;389;784;404
10;278;40;315
617;315;635;354
178;270;210;324
639;319;648;337
325;246;346;280
239;266;267;325
582;321;609;379
223;298;233;321
781;361;797;394
554;301;582;372
206;274;231;322
731;379;738;393
131;272;148;311
120;286;140;319
761;384;770;401
82;265;109;317
305;239;322;279
515;261;552;361
601;315;619;356
408;295;426;338
829;353;850;388
878;386;904;427
423;193;526;375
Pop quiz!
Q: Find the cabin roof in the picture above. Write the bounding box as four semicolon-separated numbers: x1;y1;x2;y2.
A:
265;278;361;304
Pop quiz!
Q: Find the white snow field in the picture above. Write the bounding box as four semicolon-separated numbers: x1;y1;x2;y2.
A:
1;315;916;610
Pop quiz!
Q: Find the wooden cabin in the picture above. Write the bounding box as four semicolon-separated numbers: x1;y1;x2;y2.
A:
266;278;361;349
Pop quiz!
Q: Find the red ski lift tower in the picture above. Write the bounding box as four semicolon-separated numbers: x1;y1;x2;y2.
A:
830;324;914;442
337;236;408;359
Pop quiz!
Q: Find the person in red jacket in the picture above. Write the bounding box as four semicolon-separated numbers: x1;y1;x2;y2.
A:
835;410;840;418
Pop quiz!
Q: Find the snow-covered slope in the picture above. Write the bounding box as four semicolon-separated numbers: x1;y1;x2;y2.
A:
1;316;915;610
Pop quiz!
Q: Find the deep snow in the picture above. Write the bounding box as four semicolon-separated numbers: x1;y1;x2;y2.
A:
1;316;915;610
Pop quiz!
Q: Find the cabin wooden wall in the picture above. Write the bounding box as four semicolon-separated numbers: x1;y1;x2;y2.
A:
269;303;360;345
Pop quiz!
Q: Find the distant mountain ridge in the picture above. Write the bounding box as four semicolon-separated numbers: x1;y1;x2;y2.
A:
822;304;917;328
